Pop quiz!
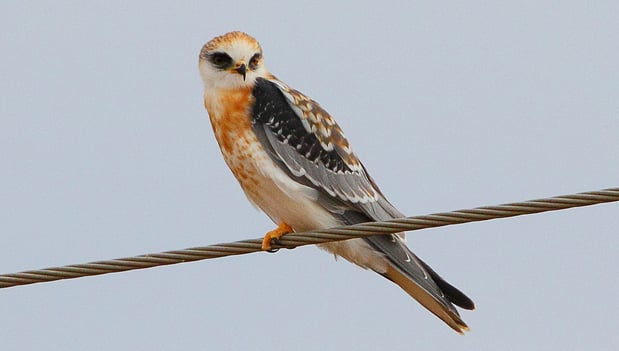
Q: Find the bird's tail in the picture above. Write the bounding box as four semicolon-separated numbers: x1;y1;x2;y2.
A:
384;260;471;334
365;235;475;334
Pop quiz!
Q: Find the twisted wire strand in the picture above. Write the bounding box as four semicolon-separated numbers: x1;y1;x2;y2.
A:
1;187;617;289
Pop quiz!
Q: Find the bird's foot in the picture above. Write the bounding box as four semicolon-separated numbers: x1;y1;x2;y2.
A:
262;222;293;251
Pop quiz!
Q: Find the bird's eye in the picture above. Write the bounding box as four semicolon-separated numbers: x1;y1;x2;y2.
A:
210;53;232;68
249;53;261;69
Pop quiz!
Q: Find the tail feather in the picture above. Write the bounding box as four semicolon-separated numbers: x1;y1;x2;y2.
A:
364;234;473;334
336;206;474;333
384;263;470;334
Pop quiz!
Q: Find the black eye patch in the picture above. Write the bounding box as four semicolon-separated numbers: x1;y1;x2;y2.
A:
209;52;233;68
249;52;262;69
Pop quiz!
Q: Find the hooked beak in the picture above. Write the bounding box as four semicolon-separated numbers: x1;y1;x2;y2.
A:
234;63;247;80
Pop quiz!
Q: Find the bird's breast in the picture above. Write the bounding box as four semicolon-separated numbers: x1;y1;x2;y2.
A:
204;88;268;191
203;88;338;231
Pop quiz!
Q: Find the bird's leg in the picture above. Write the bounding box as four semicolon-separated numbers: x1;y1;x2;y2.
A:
261;222;293;251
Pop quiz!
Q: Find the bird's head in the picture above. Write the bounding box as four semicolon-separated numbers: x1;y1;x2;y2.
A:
199;31;268;91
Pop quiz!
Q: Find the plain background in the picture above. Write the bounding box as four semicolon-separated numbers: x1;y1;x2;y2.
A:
1;1;618;350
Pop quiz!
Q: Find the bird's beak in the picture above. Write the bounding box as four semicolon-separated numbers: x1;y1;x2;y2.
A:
234;63;247;81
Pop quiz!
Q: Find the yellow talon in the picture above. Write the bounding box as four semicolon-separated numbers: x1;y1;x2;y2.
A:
262;222;293;251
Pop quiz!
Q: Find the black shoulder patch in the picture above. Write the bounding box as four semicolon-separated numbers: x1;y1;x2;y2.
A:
251;78;350;173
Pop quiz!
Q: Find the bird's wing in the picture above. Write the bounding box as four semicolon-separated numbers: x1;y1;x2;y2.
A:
251;77;474;333
251;77;401;221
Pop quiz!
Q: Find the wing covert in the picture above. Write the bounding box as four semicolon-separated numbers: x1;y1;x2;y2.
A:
251;77;379;205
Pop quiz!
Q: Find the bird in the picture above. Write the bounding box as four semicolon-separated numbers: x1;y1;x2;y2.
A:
198;31;474;333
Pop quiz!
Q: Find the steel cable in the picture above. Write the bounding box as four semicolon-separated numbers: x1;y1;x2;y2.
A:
1;187;617;289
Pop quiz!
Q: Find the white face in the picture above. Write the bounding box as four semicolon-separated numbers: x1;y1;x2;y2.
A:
199;39;268;91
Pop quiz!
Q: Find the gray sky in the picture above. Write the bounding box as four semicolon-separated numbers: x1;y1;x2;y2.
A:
1;1;618;350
